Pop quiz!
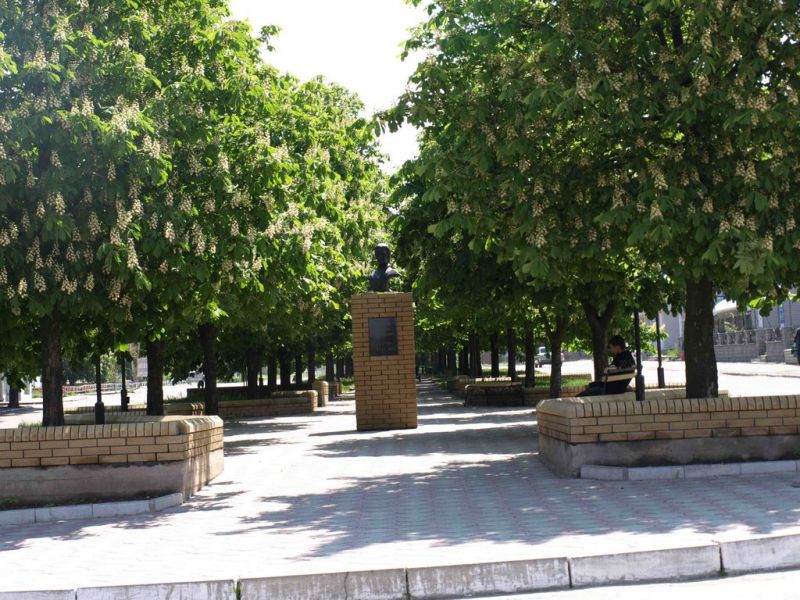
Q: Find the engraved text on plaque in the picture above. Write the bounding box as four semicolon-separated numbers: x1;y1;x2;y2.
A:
368;317;398;356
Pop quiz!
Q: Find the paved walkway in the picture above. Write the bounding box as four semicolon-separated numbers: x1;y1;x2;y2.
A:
2;381;800;592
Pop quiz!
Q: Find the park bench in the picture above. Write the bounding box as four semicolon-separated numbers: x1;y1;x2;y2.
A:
601;365;636;394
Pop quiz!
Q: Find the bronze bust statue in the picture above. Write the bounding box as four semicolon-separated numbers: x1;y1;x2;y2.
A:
367;243;400;292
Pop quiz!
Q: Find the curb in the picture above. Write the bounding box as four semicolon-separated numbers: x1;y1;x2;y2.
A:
580;459;799;481
406;558;569;599
0;493;184;528
4;534;800;599
569;545;720;588
75;580;236;600
0;592;75;600
241;568;407;600
720;534;800;574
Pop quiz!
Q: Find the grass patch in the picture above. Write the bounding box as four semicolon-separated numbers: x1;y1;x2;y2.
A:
339;377;354;393
533;375;591;389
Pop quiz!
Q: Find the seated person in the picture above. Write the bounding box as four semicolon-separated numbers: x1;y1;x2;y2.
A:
794;328;800;365
577;335;636;397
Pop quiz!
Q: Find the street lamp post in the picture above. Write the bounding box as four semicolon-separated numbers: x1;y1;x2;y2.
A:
656;313;666;389
120;353;129;412
634;310;645;402
94;355;105;425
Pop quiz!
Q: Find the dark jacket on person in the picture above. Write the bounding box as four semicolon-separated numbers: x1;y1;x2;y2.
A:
605;350;636;394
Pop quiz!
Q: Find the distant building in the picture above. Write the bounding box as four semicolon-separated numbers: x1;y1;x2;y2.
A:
659;294;800;363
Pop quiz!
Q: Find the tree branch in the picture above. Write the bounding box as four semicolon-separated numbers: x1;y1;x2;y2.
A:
670;14;684;49
653;22;668;48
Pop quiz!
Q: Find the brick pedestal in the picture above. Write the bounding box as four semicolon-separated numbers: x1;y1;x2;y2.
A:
352;293;417;431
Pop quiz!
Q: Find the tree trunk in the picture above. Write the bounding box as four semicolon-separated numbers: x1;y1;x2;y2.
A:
325;352;336;400
40;312;64;426
267;354;277;391
146;339;165;416
459;344;470;375
549;337;563;399
469;333;482;378
685;277;719;398
525;322;536;388
507;325;517;382
8;386;20;409
345;354;353;377
335;356;345;379
547;317;568;399
199;323;219;416
447;348;457;375
278;347;291;390
294;353;304;386
245;346;262;399
490;332;500;378
307;346;316;383
582;301;616;381
325;352;335;382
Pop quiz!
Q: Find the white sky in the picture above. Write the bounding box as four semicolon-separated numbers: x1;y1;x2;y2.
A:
227;0;427;172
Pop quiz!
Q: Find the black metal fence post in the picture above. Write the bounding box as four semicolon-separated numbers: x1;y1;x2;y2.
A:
656;312;666;389
95;355;105;425
120;353;129;412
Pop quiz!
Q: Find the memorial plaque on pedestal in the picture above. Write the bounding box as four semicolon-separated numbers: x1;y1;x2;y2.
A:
352;292;417;431
368;317;398;356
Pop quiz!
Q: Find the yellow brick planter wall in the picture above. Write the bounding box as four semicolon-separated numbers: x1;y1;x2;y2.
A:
215;391;317;418
66;391;318;421
311;380;329;407
537;395;800;477
352;292;417;431
67;404;148;415
537;395;795;444
0;415;224;504
0;416;221;468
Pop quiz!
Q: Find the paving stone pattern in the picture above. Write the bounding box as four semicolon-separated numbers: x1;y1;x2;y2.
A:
1;381;800;592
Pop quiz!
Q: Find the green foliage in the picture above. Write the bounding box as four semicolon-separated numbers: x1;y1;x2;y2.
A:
0;0;388;416
387;0;800;380
394;0;800;304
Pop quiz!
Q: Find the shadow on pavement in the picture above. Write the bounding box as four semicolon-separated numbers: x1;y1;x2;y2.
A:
223;421;309;457
215;380;800;559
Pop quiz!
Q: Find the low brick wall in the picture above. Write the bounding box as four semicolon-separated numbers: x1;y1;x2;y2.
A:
163;392;317;418
312;380;329;407
464;383;691;408
523;387;583;405
449;376;512;394
538;395;800;476
561;387;728;405
1;415;221;468
67;404;148;415
524;383;689;407
66;391;318;421
0;415;224;503
164;401;205;416
465;382;525;407
218;391;317;418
